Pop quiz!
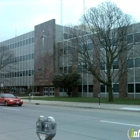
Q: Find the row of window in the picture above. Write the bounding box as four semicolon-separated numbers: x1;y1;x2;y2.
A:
0;70;34;78
100;58;140;70
11;53;34;63
74;84;140;93
1;37;34;50
127;33;140;44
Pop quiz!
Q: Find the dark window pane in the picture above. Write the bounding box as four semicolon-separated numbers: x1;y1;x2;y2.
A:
127;34;133;44
127;59;133;68
32;53;34;59
135;58;140;67
134;33;140;43
64;33;68;39
100;63;105;70
23;40;25;46
20;41;22;46
83;85;87;92
128;84;134;92
89;85;93;92
100;85;105;92
78;85;82;92
113;61;118;69
26;39;29;45
136;84;140;93
88;43;93;50
113;84;119;92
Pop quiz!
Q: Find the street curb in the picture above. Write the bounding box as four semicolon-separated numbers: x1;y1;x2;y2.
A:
22;100;140;113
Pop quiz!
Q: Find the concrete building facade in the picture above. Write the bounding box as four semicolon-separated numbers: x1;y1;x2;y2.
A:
0;19;140;98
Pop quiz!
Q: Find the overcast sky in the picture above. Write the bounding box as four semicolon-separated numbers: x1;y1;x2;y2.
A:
0;0;140;42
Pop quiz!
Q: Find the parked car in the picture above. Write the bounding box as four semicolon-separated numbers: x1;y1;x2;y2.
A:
0;93;23;106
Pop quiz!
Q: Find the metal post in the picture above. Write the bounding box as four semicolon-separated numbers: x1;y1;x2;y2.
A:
98;93;101;107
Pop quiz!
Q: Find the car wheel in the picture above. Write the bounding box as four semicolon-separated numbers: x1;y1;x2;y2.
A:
5;101;8;106
18;104;22;106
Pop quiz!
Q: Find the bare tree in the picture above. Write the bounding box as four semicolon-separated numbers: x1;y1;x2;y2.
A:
0;45;15;88
67;2;134;102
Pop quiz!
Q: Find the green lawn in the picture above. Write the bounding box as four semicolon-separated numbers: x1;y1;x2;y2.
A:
21;97;140;105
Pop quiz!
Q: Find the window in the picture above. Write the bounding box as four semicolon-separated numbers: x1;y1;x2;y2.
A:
20;71;23;77
20;41;22;46
100;85;105;92
100;63;105;70
134;33;140;43
113;84;119;92
23;55;26;61
32;53;34;59
87;43;93;50
59;49;63;56
89;85;93;92
64;33;68;39
26;39;29;45
20;56;23;61
127;59;133;68
127;34;133;44
128;84;134;92
29;38;32;44
32;37;34;43
135;58;140;67
136;84;140;93
23;40;25;46
113;61;118;69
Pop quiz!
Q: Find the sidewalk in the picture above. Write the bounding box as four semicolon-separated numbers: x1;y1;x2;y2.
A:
22;99;140;112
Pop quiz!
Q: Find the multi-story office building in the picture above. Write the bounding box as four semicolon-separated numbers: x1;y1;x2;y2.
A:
0;19;140;98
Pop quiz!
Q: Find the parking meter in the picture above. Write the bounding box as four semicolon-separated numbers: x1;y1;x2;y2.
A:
36;116;57;140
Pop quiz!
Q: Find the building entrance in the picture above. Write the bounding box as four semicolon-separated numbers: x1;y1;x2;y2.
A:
43;87;54;96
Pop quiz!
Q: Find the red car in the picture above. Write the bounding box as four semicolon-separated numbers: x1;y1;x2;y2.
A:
0;93;23;106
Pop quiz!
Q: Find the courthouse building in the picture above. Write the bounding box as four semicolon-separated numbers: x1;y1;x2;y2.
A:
0;19;140;98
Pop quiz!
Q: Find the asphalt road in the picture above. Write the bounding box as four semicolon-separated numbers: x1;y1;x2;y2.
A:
0;103;140;140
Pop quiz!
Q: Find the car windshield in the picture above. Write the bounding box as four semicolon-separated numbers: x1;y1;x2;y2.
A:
4;94;15;98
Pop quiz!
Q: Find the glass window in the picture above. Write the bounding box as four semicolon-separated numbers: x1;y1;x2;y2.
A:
15;42;18;48
26;54;29;60
32;53;34;59
29;54;32;59
23;40;25;46
127;59;133;68
78;85;82;92
23;55;26;61
59;49;63;56
113;61;118;69
26;70;29;76
134;33;140;43
100;63;105;70
113;84;119;92
32;37;34;43
26;39;29;45
20;56;23;61
23;71;26;76
20;71;22;77
136;84;140;93
135;58;140;67
128;84;134;92
100;85;105;92
83;85;87;92
64;33;68;39
29;70;32;76
18;42;20;47
127;34;133;44
89;85;93;92
29;38;32;44
87;43;93;50
20;41;22;46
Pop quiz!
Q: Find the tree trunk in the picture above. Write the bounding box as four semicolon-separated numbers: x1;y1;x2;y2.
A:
108;84;113;102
